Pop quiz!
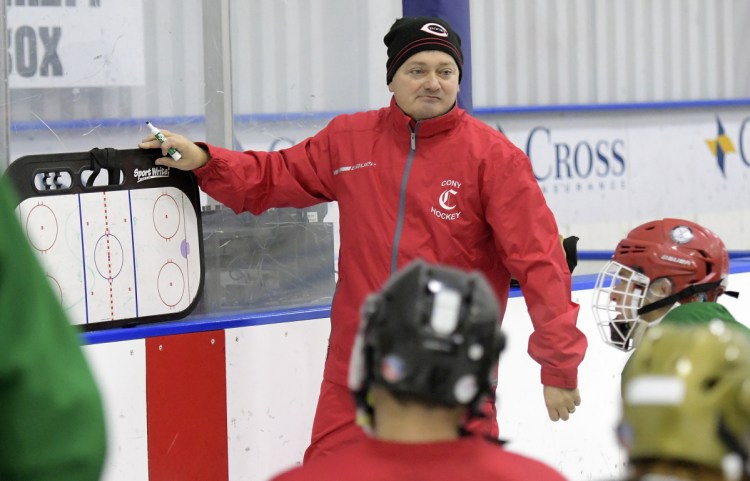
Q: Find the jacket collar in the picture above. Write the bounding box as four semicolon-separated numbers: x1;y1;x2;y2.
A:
387;96;463;138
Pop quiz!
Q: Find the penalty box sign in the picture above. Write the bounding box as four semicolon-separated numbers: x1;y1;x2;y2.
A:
7;1;145;88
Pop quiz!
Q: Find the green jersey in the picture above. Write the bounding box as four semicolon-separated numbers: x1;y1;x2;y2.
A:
0;178;106;480
661;302;750;335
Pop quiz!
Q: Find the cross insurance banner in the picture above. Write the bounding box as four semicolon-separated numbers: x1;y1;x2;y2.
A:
483;107;750;249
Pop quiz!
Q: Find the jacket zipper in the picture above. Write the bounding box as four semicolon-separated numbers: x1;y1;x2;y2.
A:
390;123;419;275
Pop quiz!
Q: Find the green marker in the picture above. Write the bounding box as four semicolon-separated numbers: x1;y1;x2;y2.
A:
146;121;182;161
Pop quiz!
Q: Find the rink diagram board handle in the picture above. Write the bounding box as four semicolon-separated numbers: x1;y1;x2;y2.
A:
4;148;204;331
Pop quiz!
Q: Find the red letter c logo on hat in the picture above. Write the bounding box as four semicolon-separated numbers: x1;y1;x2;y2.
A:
420;23;449;37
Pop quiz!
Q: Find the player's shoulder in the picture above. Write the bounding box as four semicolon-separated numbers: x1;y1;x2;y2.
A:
662;302;746;331
269;443;371;481
470;437;569;480
462;113;513;140
327;107;384;132
458;114;527;161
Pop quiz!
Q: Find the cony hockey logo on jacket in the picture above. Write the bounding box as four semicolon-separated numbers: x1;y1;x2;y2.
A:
430;179;462;221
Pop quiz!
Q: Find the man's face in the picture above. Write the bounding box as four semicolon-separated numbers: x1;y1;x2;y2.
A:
610;268;647;321
388;50;460;121
608;270;674;349
592;261;651;351
610;273;672;324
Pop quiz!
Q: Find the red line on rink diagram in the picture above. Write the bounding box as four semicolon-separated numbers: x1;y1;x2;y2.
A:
103;192;115;319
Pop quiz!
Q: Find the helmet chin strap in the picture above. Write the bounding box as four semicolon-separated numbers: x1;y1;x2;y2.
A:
637;281;739;316
718;415;750;478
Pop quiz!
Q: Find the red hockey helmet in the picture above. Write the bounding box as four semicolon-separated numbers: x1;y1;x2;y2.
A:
613;218;729;303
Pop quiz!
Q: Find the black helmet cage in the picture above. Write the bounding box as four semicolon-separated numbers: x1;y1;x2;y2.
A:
351;260;505;419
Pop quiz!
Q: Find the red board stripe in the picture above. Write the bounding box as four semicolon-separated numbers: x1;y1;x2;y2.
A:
146;331;228;480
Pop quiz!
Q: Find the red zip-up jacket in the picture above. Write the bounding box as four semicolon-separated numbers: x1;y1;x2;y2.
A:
194;97;586;389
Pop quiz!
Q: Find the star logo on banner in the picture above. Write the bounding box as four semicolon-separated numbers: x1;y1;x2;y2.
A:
705;117;736;177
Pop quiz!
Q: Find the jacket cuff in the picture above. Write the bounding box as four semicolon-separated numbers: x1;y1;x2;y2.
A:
192;142;217;180
540;367;578;389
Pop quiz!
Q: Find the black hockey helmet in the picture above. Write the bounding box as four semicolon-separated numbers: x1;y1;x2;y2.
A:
349;259;506;426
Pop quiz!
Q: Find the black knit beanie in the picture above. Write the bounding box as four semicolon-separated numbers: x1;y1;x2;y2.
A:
384;16;463;84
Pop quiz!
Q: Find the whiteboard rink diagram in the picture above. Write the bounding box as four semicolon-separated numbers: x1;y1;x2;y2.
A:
17;187;200;325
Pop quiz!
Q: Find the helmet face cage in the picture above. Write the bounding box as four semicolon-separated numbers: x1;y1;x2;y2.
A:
349;260;505;419
592;260;652;352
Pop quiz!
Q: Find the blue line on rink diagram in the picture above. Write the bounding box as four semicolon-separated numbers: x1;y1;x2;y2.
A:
78;194;90;324
128;190;139;318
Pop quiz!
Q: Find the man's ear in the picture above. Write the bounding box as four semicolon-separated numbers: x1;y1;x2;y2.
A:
388;83;394;93
648;277;674;299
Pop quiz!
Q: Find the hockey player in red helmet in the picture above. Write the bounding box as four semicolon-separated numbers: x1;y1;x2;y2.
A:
592;218;738;352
